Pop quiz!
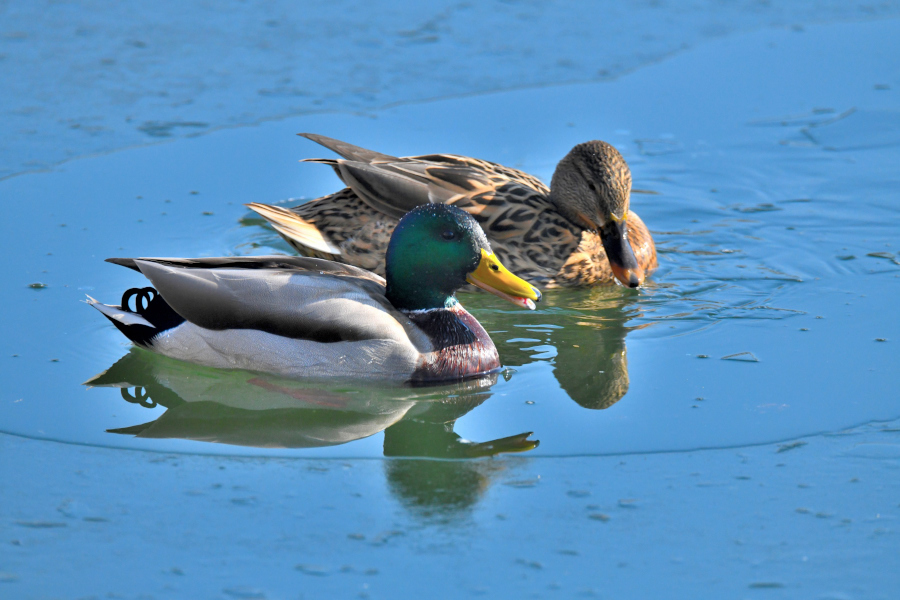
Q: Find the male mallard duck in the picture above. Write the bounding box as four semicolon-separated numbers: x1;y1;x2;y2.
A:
248;133;657;288
87;204;541;383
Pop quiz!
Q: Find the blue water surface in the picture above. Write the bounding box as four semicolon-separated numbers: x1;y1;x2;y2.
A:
1;10;899;600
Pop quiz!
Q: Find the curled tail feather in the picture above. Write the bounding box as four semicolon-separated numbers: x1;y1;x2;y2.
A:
87;286;184;346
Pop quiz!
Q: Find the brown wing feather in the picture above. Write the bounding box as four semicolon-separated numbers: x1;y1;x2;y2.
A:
298;133;400;164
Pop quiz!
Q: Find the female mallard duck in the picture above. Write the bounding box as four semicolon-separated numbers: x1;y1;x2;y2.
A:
87;204;541;383
247;133;656;288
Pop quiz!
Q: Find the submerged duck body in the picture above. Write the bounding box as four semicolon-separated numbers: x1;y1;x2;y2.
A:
248;134;657;289
89;205;540;383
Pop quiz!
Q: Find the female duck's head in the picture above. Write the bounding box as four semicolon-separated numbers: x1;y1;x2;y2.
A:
385;204;541;312
549;140;644;288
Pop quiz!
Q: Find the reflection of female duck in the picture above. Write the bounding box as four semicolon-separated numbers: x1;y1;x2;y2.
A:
484;287;634;410
247;133;656;288
551;329;629;410
88;204;540;383
87;350;538;456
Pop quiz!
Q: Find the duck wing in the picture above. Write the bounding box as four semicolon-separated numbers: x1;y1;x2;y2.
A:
298;133;399;163
106;255;383;285
299;134;549;221
302;157;482;220
112;257;425;346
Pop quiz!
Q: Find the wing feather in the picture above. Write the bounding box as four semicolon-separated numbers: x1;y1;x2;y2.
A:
298;133;400;164
130;260;429;349
334;160;455;218
109;256;382;284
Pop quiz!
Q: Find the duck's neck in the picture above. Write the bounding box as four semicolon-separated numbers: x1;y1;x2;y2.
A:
548;189;597;232
385;277;458;312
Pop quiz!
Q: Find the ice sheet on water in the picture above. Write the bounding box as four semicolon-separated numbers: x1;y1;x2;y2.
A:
803;109;900;151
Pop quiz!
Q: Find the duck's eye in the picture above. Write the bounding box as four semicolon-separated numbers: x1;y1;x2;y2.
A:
441;231;457;240
587;181;598;193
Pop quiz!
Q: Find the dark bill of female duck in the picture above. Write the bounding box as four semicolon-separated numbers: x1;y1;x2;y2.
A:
600;215;644;289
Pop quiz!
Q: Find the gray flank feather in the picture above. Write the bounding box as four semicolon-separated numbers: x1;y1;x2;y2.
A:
132;261;428;347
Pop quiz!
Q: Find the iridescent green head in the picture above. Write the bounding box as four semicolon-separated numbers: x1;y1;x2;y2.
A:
384;204;541;312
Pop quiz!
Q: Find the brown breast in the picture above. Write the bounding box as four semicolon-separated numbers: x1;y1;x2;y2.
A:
407;304;501;384
549;210;657;288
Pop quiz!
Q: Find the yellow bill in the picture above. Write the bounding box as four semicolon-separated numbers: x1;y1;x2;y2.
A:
466;249;542;310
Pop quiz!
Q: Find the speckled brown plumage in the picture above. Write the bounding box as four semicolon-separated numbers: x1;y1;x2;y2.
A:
248;134;657;288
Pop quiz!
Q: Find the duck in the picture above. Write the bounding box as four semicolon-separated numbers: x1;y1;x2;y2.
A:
87;204;541;383
247;133;657;289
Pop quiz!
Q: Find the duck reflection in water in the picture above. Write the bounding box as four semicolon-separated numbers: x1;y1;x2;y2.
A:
467;284;637;410
382;403;532;523
85;349;538;456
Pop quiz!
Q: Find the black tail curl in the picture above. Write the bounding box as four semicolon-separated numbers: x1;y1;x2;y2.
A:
108;286;185;346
